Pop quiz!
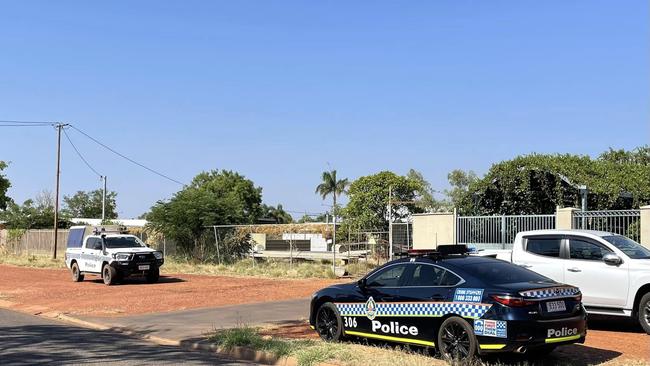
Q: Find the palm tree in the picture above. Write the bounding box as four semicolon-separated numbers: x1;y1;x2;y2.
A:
315;170;349;213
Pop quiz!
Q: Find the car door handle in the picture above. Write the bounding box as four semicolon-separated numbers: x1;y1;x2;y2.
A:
430;295;445;301
519;264;532;268
567;267;582;272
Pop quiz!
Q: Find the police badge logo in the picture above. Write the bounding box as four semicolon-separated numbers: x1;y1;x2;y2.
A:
365;297;377;320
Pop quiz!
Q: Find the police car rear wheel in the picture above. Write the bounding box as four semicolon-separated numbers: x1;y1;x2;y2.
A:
71;262;84;282
639;293;650;334
316;302;343;342
437;317;477;360
102;265;117;286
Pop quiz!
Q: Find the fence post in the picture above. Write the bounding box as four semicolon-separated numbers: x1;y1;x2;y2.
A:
500;215;506;249
641;206;650;249
556;207;578;229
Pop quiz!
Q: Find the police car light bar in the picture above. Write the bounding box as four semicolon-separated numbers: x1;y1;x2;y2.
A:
408;245;469;257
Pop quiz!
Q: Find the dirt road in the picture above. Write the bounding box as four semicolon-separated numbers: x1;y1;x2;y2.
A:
0;264;338;316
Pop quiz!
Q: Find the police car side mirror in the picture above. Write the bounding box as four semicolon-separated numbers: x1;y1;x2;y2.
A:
357;278;367;289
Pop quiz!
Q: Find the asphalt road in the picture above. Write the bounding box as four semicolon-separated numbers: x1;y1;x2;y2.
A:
0;309;257;366
83;298;310;341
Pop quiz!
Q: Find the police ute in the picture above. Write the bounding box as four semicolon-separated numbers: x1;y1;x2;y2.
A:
309;245;587;360
64;225;164;285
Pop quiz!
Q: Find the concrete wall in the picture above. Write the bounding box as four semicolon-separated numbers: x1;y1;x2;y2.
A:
641;206;650;248
412;212;456;249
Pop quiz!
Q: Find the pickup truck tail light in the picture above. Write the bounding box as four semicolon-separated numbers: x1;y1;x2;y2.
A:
491;295;536;307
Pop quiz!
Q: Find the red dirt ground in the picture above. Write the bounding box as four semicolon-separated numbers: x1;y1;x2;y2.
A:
0;264;339;316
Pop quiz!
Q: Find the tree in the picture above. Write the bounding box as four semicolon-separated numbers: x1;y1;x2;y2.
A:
406;169;450;212
63;189;118;219
297;213;329;223
457;148;650;215
343;171;424;230
445;169;478;210
260;204;293;224
147;170;263;258
0;161;11;211
1;190;67;229
315;170;349;215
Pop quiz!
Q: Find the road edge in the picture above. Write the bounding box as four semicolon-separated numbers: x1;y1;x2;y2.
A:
0;299;338;366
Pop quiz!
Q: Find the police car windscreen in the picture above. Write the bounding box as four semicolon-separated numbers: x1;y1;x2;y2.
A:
104;237;144;248
464;262;549;284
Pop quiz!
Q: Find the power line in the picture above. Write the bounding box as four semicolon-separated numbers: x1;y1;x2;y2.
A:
62;127;102;178
69;124;185;186
0;120;56;127
0;123;53;127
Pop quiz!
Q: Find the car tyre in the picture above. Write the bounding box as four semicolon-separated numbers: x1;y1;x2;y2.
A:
638;293;650;334
437;316;477;361
71;262;84;282
102;264;117;286
315;302;344;342
146;267;160;283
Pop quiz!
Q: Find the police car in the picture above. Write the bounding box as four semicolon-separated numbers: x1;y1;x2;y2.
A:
309;246;586;360
64;225;164;285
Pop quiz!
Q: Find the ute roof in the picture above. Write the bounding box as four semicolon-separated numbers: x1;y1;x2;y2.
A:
517;229;617;237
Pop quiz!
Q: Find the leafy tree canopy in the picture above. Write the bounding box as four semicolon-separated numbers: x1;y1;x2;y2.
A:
315;170;349;214
0;161;11;211
260;204;293;224
63;189;118;219
147;170;262;256
297;213;329;223
458;147;650;215
343;171;424;230
1;190;68;229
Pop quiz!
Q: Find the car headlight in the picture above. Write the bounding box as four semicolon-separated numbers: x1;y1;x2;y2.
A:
153;251;163;260
114;253;132;261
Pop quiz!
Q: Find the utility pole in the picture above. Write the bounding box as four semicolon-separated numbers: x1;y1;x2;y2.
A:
101;175;107;221
52;123;68;259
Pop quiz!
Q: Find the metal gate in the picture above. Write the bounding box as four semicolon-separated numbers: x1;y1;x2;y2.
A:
573;210;641;242
456;215;556;249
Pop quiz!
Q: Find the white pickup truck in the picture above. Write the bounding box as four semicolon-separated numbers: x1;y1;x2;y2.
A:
488;229;650;334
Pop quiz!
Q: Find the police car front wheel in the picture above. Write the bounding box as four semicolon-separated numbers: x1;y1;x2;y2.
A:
437;316;477;360
316;302;344;342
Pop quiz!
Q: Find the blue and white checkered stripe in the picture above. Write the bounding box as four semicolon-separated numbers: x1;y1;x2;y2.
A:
335;302;492;319
519;287;580;299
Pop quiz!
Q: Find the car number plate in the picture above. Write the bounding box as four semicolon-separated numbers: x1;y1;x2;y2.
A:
138;265;150;271
545;300;566;312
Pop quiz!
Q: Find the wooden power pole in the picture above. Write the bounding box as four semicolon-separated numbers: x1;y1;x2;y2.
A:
52;123;68;259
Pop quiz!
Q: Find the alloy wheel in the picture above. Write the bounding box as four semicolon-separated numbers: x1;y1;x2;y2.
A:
316;306;338;341
440;321;471;359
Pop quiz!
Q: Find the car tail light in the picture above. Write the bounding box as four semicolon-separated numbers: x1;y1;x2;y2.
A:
491;295;536;307
573;293;582;302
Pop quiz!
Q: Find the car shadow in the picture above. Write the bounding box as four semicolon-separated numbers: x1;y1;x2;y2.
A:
344;337;623;366
86;275;186;285
587;314;645;333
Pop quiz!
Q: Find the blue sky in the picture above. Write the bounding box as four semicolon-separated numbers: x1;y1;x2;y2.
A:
0;1;648;218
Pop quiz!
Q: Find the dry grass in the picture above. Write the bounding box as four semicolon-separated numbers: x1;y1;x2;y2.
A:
0;254;65;269
0;254;374;279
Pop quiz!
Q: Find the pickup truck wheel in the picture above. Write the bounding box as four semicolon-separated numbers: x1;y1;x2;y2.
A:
638;293;650;334
102;265;117;286
71;262;84;282
146;267;160;283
